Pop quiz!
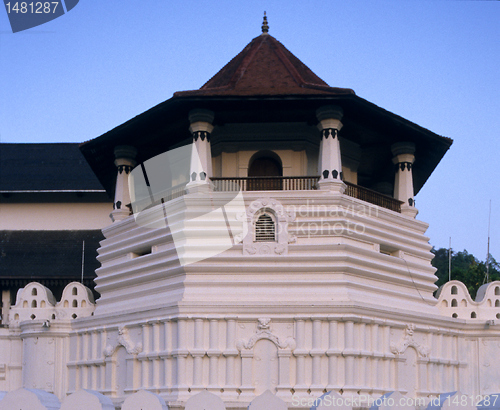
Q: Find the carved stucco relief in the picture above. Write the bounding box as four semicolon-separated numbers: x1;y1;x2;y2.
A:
237;318;296;351
104;326;143;357
240;198;296;256
390;324;430;358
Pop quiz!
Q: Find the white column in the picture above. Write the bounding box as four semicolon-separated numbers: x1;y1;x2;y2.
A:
276;349;292;398
326;319;341;391
293;318;308;395
310;319;323;395
391;142;418;217
372;323;382;393
239;350;254;399
207;319;221;392
187;109;214;192
110;145;137;222
358;321;368;391
192;318;205;391
174;318;189;391
223;316;238;399
98;329;105;390
141;324;150;389
451;335;458;390
343;320;356;393
103;329;113;394
151;321;161;389
316;105;345;192
418;356;429;395
81;330;89;389
382;325;391;390
163;321;173;390
436;332;443;393
90;330;97;390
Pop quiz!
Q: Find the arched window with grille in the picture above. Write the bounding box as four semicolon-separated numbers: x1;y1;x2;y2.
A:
255;212;276;242
242;198;293;256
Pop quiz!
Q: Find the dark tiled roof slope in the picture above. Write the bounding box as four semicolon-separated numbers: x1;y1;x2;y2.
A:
0;143;105;192
0;230;103;286
175;34;355;97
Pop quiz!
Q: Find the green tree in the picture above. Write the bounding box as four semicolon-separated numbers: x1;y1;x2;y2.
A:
431;248;500;299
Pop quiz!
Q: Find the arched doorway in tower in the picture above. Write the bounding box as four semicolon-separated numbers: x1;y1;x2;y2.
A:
248;151;283;190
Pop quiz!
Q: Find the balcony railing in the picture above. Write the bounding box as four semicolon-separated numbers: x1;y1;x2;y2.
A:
211;176;402;213
211;176;318;192
132;177;401;214
344;181;402;213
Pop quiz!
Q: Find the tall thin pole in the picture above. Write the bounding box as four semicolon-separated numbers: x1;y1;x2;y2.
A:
81;240;85;283
448;237;452;282
486;200;491;283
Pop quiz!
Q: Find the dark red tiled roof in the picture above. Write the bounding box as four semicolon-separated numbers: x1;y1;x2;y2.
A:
175;34;355;97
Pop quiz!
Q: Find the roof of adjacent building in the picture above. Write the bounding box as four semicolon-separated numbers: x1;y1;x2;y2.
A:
0;230;103;296
0;143;105;193
175;33;355;97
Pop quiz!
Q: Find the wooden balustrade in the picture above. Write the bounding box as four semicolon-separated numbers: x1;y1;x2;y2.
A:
211;177;402;212
344;181;402;213
211;176;318;192
133;177;402;213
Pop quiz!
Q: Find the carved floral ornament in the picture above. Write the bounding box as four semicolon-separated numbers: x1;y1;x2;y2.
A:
104;326;143;357
246;198;295;222
390;324;430;358
237;318;296;351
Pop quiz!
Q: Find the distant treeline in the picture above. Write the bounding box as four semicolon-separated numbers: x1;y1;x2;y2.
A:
432;248;500;299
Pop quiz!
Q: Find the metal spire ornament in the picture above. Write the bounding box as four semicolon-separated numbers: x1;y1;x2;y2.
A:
261;11;269;34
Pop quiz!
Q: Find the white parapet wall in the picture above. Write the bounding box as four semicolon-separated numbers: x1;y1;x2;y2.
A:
1;302;500;406
0;192;500;406
0;282;95;397
9;282;95;324
436;280;500;321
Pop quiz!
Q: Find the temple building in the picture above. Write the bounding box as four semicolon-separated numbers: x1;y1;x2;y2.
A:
0;143;108;323
0;16;499;409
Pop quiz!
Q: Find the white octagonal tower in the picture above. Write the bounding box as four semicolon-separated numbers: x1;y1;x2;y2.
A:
66;19;500;409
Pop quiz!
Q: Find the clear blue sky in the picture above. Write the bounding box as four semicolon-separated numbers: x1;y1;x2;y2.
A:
1;1;499;262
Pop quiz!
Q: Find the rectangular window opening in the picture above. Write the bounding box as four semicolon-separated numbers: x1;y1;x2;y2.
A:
132;247;153;258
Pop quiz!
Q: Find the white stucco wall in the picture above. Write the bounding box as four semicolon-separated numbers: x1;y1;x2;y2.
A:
218;150;308;178
436;280;500;321
0;202;111;230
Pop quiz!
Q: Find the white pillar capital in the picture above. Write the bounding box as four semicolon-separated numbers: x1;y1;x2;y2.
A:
189;121;214;135
110;145;137;222
189;108;214;124
317;118;343;132
189;109;215;135
316;105;343;123
114;145;137;163
391;141;415;157
392;152;415;165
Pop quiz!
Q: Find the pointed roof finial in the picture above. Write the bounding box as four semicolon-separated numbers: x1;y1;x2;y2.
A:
261;11;269;34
